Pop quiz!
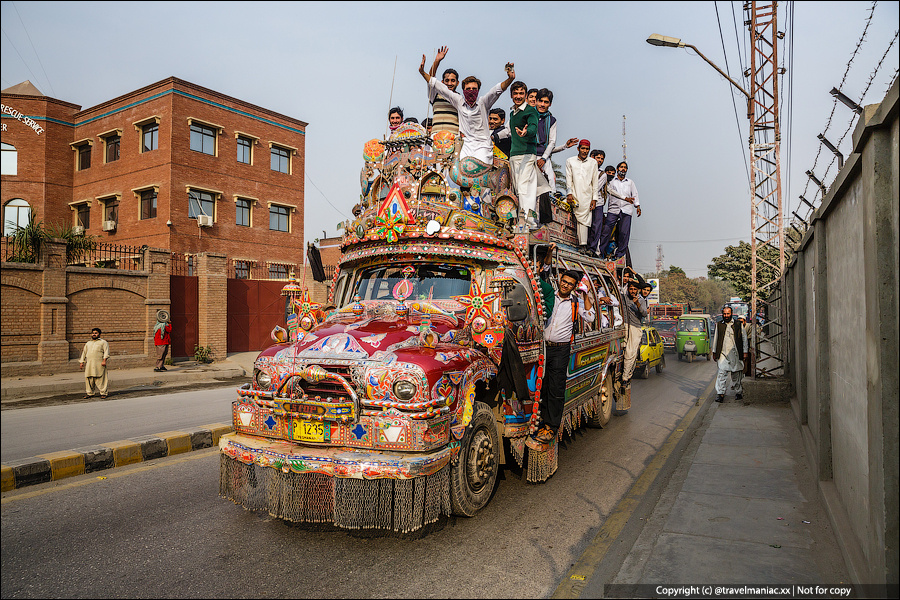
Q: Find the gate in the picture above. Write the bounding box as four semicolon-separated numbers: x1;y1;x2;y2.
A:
170;275;199;358
227;279;288;353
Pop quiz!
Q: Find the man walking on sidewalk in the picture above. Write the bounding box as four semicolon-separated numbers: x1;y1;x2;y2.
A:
713;306;748;402
79;327;110;399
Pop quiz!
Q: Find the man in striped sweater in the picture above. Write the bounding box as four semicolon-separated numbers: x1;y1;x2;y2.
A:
426;46;460;135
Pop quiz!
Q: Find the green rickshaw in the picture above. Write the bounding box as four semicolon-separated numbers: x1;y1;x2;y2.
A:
675;313;712;362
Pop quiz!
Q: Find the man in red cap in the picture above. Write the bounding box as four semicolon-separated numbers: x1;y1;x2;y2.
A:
565;139;600;253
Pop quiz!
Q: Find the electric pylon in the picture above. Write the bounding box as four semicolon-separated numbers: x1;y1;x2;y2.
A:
747;1;785;377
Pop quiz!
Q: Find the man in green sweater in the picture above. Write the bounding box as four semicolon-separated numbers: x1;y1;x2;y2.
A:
508;81;539;231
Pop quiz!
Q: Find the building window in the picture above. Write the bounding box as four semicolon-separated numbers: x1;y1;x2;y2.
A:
269;263;289;279
3;199;30;235
77;143;92;171
190;122;217;155
234;260;251;280
236;198;251;227
237;136;252;164
75;203;91;228
105;135;120;163
271;145;290;173
142;123;158;152
140;190;157;220
103;198;119;225
188;189;215;220
269;204;290;232
1;142;17;176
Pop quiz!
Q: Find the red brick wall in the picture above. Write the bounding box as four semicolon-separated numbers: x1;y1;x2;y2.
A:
4;77;307;272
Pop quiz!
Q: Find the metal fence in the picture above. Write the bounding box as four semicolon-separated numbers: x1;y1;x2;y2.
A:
0;237;31;263
68;243;145;271
170;253;196;276
229;261;299;280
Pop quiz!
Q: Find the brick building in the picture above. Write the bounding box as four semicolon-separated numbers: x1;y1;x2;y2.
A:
2;77;307;277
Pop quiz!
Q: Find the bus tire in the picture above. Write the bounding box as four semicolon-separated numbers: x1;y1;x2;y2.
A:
450;401;499;517
588;372;614;428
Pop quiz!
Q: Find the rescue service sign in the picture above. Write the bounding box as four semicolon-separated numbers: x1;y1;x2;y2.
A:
1;104;44;135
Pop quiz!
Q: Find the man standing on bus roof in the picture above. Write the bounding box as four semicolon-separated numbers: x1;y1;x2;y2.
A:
598;161;640;264
565;139;599;253
528;269;595;449
713;306;748;402
418;49;516;165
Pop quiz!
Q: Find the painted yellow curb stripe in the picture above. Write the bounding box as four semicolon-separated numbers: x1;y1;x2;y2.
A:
156;431;192;456
35;451;86;480
200;423;233;446
104;440;144;467
552;377;717;599
1;465;15;493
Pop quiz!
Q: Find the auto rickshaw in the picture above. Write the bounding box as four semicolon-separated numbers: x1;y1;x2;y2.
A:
675;313;712;362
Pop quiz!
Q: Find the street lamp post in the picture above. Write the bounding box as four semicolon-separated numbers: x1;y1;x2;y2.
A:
647;8;786;380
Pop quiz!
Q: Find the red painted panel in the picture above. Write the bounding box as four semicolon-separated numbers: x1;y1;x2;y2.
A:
227;279;288;352
170;275;199;357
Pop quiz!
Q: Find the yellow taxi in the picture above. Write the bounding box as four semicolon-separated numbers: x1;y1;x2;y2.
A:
636;325;666;378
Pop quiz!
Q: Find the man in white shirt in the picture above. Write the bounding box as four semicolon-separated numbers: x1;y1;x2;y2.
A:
527;269;595;449
597;161;641;263
418;51;515;165
565;140;600;252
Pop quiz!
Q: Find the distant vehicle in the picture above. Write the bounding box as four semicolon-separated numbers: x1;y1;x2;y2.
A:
651;317;677;352
637;325;666;378
725;299;750;321
675;313;712;362
650;302;688;319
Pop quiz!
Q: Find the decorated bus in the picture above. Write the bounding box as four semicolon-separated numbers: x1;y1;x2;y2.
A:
218;122;628;533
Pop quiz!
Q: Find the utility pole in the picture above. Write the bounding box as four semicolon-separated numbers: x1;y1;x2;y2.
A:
747;1;785;378
656;244;664;277
622;115;627;161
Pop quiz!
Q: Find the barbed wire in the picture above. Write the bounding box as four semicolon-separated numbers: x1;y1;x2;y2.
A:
796;1;878;210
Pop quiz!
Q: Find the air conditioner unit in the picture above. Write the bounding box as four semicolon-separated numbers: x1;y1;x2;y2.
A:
72;225;85;235
102;220;117;232
197;215;214;227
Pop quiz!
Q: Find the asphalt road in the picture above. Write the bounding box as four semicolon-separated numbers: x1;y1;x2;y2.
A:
1;357;716;599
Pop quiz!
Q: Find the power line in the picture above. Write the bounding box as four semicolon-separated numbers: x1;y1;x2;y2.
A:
10;1;55;97
0;27;42;89
305;173;350;222
715;1;750;187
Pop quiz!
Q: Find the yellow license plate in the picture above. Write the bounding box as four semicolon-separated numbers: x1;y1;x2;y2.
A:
293;420;330;443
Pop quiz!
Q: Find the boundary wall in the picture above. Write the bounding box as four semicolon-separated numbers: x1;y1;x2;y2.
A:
776;79;897;586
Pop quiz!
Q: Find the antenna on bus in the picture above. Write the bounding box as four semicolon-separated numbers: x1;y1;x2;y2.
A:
622;115;627;162
385;55;398;139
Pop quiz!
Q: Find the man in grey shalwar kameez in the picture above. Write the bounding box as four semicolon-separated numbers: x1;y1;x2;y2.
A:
713;306;748;402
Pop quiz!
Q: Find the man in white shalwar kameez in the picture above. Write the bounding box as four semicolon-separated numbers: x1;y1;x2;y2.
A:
713;306;748;402
565;140;599;251
79;327;110;399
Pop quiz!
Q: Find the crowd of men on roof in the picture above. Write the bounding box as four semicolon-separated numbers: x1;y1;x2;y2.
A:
382;46;643;264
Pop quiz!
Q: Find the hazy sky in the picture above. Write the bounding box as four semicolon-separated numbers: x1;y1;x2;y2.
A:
2;1;896;276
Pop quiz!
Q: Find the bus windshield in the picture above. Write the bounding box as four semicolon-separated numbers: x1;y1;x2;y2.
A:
354;264;472;302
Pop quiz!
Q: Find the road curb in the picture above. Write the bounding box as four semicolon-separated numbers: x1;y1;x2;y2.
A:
552;377;717;599
0;422;234;492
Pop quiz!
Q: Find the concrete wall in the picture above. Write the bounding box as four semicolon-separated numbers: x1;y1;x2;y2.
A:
778;79;898;585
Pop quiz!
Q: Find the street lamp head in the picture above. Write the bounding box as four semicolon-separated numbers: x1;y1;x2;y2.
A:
646;33;683;48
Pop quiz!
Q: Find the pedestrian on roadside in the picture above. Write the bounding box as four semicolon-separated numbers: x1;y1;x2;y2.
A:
713;306;748;402
79;327;110;399
154;311;172;372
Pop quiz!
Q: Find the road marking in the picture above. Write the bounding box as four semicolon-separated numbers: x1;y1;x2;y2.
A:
0;448;218;504
552;376;717;599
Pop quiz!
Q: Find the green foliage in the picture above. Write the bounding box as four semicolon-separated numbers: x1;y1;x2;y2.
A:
707;240;784;301
668;265;685;275
656;267;737;314
5;215;97;264
193;344;214;363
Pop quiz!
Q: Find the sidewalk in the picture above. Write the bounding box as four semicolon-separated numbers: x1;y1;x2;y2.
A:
557;378;852;596
1;351;258;405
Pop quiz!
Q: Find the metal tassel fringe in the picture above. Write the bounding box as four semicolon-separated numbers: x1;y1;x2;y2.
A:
525;436;558;483
220;454;450;533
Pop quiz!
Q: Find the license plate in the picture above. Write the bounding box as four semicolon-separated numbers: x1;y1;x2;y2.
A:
293;420;330;443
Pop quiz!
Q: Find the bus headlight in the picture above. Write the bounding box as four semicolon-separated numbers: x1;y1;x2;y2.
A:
255;369;272;389
392;379;418;401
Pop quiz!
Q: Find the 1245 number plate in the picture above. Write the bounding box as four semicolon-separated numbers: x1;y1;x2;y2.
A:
293;420;330;443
